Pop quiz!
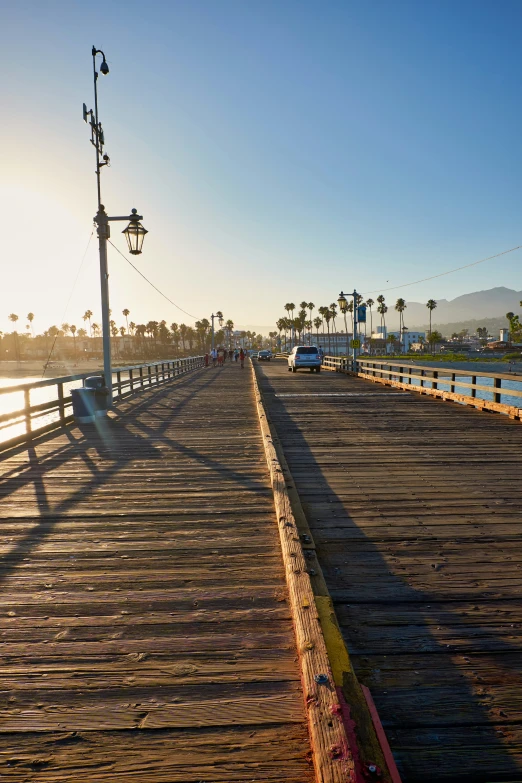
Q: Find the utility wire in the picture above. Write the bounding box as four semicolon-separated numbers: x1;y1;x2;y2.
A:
42;229;94;377
108;240;200;321
362;245;521;296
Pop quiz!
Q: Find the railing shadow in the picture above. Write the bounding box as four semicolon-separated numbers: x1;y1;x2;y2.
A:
257;364;522;783
0;369;222;585
0;365;268;588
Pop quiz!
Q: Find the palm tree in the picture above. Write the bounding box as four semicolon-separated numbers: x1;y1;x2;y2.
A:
170;323;180;351
347;300;354;334
307;302;315;344
179;324;188;352
91;322;100;338
313;316;322;344
284;303;295;348
324;310;332;354
122;309;130;333
365;299;374;336
61;323;70;336
70;324;77;359
27;312;35;337
318;306;328;338
9;314;19;361
426;299;437;347
377;304;388;350
387;334;397;353
83;310;93;337
395;298;406;353
330;303;338;337
225;319;234;348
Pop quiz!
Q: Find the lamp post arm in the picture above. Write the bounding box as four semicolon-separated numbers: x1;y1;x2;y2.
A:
106;214;143;222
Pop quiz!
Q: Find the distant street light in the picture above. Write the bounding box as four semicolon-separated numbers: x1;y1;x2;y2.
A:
84;46;148;405
338;289;361;371
337;291;349;359
211;312;224;351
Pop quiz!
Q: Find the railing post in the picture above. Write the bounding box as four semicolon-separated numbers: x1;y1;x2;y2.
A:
450;373;456;394
409;367;412;386
432;370;438;390
117;371;122;398
494;377;501;404
148;366;152;386
130;369;134;392
57;382;65;424
24;388;32;438
471;375;477;398
140;367;144;389
399;366;403;384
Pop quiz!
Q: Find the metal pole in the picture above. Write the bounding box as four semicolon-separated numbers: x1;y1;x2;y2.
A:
92;47;102;209
352;290;358;372
211;314;215;352
343;311;349;364
95;205;112;405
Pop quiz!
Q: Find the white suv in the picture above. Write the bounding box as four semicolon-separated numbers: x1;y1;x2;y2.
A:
288;346;322;373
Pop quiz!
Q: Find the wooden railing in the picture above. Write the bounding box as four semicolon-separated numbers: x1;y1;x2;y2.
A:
0;356;204;450
322;356;522;420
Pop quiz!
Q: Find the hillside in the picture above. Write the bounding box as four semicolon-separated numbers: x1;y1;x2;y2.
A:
383;287;521;331
406;315;510;337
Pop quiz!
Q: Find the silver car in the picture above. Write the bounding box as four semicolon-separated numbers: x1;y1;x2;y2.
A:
288;346;322;373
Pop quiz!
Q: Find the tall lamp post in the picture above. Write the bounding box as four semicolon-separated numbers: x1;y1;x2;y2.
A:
337;292;349;365
211;312;224;352
338;290;363;372
84;46;148;405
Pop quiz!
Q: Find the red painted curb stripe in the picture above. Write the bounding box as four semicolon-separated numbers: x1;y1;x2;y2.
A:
361;685;403;783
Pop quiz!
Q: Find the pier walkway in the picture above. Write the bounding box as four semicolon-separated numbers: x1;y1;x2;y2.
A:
256;360;522;783
0;364;314;782
2;355;522;782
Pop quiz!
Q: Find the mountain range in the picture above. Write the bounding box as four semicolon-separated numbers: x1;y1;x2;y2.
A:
381;287;521;331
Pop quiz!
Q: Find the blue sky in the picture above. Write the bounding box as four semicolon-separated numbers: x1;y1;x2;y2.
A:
2;0;521;334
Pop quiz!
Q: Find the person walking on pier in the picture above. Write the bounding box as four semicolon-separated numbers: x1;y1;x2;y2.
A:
239;347;245;369
210;348;217;367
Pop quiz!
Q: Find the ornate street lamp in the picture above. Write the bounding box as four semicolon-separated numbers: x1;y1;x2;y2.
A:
122;210;148;255
84;47;148;405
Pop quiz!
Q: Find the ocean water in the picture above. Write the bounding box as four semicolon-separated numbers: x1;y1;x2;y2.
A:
0;377;85;443
375;361;522;408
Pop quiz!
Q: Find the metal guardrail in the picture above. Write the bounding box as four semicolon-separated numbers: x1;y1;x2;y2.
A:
0;356;204;450
322;355;522;418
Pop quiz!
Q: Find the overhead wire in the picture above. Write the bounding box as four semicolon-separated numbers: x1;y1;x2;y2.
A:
108;240;200;321
361;245;521;296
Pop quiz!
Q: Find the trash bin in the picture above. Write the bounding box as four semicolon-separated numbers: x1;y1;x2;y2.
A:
71;388;97;424
84;376;109;417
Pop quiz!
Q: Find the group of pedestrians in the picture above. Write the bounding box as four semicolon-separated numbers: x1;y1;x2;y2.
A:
205;347;247;369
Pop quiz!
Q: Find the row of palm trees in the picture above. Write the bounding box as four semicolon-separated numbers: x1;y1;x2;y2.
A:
275;298;439;353
3;310;267;361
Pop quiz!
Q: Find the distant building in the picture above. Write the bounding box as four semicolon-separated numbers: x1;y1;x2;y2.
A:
370;330;425;352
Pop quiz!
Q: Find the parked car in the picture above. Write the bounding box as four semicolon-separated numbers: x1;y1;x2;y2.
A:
258;350;272;361
288;346;321;373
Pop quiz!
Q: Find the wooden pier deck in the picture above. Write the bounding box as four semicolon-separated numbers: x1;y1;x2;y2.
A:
256;359;522;783
0;364;314;782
